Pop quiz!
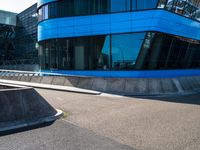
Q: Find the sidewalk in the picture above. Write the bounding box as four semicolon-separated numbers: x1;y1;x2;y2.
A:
0;79;101;95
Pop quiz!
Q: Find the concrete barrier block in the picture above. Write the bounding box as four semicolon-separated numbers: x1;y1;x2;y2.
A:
64;77;79;87
0;90;25;123
91;78;107;91
106;78;126;93
77;77;94;89
11;75;20;81
20;88;57;120
30;76;43;83
0;85;60;132
178;76;199;91
40;76;54;84
187;76;200;89
148;79;163;94
133;78;149;94
52;76;66;86
161;78;178;93
192;76;200;87
5;76;13;80
124;78;139;94
20;76;32;82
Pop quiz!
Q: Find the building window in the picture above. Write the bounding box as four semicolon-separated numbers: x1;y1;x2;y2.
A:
137;0;159;10
111;0;131;12
39;32;200;71
165;0;200;20
111;33;145;70
136;32;200;69
157;0;168;8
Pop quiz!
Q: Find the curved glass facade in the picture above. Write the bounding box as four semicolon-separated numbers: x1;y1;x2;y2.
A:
38;0;200;22
39;32;200;70
38;0;159;22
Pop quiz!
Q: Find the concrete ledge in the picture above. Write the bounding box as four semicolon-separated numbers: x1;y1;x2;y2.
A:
0;84;63;132
0;79;101;95
0;75;199;96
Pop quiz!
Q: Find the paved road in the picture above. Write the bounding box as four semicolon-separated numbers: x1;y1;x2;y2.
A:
0;120;134;150
35;89;200;150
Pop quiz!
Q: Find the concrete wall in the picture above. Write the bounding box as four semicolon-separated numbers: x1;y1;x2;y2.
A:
0;75;199;96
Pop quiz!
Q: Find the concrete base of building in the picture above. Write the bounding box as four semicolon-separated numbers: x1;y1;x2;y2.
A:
0;75;199;96
0;84;63;132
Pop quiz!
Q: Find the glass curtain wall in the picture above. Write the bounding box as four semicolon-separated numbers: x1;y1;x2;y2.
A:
38;0;200;22
161;0;200;21
135;32;200;69
39;32;200;70
38;0;159;22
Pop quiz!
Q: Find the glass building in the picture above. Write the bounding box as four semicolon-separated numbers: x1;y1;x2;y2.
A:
37;0;200;77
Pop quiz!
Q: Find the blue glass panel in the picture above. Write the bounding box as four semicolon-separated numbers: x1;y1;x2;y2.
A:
111;33;145;70
137;0;158;10
111;0;131;12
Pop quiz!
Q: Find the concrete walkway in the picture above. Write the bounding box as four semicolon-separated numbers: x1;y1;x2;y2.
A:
36;88;200;150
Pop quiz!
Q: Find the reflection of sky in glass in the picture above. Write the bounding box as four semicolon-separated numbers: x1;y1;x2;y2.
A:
102;36;110;56
112;33;145;64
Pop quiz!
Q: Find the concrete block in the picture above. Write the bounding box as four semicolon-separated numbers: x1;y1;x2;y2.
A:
40;76;54;84
20;76;32;82
91;78;107;91
52;76;66;86
10;75;20;81
124;78;139;94
4;76;13;80
106;78;126;93
133;78;149;94
161;78;178;93
148;79;163;94
192;76;200;87
30;76;43;83
0;85;60;132
77;77;94;89
64;77;79;87
178;76;200;91
186;76;200;89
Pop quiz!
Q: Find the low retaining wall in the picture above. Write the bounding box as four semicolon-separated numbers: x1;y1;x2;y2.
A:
0;84;62;132
0;75;199;96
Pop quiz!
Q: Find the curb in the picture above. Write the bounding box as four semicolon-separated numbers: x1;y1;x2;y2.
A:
0;79;101;95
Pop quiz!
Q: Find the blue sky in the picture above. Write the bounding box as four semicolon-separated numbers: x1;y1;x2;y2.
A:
0;0;36;13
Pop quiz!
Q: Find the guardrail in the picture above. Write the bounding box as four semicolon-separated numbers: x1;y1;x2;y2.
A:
0;69;74;77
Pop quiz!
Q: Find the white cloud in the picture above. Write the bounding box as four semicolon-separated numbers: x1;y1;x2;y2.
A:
0;0;37;13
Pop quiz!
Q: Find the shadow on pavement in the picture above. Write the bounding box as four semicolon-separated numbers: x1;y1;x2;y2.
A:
134;93;200;105
0;121;55;137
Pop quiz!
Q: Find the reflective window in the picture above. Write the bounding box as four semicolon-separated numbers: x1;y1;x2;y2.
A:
38;0;160;22
74;0;90;16
132;0;137;10
111;33;145;70
111;0;131;12
136;32;200;69
137;0;159;10
164;0;200;21
49;3;57;18
158;0;168;8
44;5;48;20
39;32;200;70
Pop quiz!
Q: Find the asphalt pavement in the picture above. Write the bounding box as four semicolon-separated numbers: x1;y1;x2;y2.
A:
0;120;134;150
36;89;200;150
0;87;200;150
